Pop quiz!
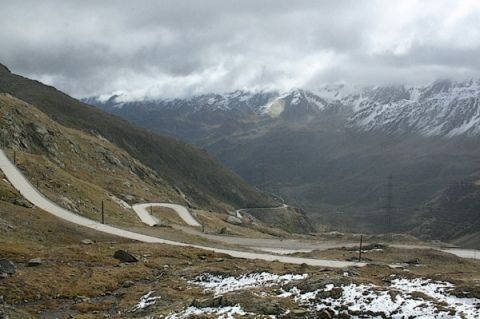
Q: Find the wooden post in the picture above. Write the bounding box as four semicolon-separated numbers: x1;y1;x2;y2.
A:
358;235;363;262
101;200;105;224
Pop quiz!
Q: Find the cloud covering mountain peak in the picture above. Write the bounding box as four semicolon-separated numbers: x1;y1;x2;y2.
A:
2;0;480;99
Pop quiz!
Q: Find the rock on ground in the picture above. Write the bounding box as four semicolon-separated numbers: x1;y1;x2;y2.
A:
113;250;138;263
226;215;242;225
0;259;15;275
27;258;43;267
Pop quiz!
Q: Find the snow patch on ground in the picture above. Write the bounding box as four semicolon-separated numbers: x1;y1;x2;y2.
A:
280;277;480;318
191;272;308;295
166;305;246;319
132;291;160;312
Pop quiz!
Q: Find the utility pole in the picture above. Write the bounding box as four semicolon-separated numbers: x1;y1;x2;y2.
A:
101;200;105;224
13;150;16;165
385;174;393;239
260;155;266;188
358;235;363;262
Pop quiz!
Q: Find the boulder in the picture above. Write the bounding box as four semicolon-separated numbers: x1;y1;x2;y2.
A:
291;309;309;317
191;296;223;308
318;309;334;319
81;239;94;245
27;258;43;267
113;250;138;263
283;277;351;294
245;300;284;316
316;287;343;300
13;197;33;208
0;259;15;275
405;258;420;265
338;310;352;319
226;215;242;225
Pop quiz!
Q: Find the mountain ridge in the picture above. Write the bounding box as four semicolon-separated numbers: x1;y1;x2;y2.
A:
88;78;480;138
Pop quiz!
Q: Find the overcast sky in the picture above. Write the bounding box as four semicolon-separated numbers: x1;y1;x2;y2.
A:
1;0;480;99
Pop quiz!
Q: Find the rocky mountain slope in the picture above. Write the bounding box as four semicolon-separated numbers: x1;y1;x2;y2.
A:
0;92;185;227
88;80;480;245
344;80;480;137
0;63;277;213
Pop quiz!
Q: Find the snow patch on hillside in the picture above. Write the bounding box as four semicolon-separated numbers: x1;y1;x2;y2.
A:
191;272;308;295
166;305;246;319
132;291;160;312
280;277;480;318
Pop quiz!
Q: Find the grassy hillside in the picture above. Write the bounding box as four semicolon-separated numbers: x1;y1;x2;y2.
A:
0;64;276;211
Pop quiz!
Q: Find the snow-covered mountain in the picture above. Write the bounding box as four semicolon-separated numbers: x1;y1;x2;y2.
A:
86;79;480;138
345;79;480;137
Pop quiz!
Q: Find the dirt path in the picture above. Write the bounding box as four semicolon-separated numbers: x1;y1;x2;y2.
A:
179;226;480;260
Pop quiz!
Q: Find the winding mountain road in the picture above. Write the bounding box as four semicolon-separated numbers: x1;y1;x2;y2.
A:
0;149;364;268
132;203;201;227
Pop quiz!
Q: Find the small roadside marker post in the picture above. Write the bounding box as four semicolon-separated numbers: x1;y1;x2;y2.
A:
358;235;363;262
101;200;105;224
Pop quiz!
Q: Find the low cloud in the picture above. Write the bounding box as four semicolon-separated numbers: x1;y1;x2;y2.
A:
1;0;479;99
